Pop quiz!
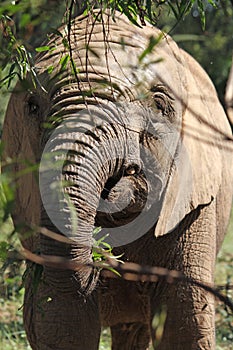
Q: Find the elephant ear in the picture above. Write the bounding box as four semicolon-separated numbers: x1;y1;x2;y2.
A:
154;49;231;237
2;88;41;250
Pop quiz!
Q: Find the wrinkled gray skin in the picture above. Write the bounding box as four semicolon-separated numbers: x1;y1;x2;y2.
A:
2;11;233;350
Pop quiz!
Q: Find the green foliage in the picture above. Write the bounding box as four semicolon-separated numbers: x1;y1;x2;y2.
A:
0;0;65;92
0;0;226;94
0;16;30;89
0;289;30;350
82;0;218;28
151;305;167;347
92;227;123;276
0;242;28;348
161;0;233;105
138;34;163;62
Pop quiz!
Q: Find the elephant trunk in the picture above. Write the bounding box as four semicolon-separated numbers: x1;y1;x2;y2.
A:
39;103;126;295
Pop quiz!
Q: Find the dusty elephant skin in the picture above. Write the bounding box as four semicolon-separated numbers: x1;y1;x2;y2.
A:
2;10;233;350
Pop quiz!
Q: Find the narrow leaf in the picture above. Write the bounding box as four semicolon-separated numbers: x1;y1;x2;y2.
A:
139;34;163;63
59;54;70;71
35;45;52;52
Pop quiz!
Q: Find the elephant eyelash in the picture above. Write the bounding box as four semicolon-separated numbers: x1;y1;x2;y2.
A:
153;94;175;119
151;85;175;116
153;94;167;111
151;85;174;100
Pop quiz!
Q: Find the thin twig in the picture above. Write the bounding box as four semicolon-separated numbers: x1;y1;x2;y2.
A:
16;242;233;313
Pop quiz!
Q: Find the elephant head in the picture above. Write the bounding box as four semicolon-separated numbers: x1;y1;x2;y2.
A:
2;11;232;297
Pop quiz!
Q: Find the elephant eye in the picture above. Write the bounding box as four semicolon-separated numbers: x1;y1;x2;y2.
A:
27;96;40;117
153;94;167;111
153;93;175;119
151;85;175;118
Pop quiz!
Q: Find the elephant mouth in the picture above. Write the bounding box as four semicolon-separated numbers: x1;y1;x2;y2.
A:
100;174;122;201
95;172;148;228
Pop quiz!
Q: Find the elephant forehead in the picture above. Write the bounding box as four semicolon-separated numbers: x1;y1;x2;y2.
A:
35;12;186;103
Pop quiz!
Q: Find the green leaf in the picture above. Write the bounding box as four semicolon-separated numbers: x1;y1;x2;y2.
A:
172;34;205;42
146;0;152;20
93;227;102;235
0;241;10;262
62;37;69;50
107;267;122;277
70;57;79;76
117;1;142;28
92;227;124;273
19;13;31;28
152;305;167;347
207;0;217;8
47;65;54;74
59;54;70;71
35;45;52;52
197;0;206;29
139;34;163;63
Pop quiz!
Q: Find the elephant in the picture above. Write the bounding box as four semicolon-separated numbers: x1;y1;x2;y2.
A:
2;10;233;350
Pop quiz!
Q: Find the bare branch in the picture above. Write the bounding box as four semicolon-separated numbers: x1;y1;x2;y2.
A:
12;240;233;313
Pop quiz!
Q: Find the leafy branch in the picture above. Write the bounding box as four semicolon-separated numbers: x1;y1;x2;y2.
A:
0;0;225;92
92;227;123;275
0;15;37;90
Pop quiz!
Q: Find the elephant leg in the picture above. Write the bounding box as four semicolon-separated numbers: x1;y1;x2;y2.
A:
111;322;151;350
151;282;215;350
151;205;216;349
23;267;101;350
